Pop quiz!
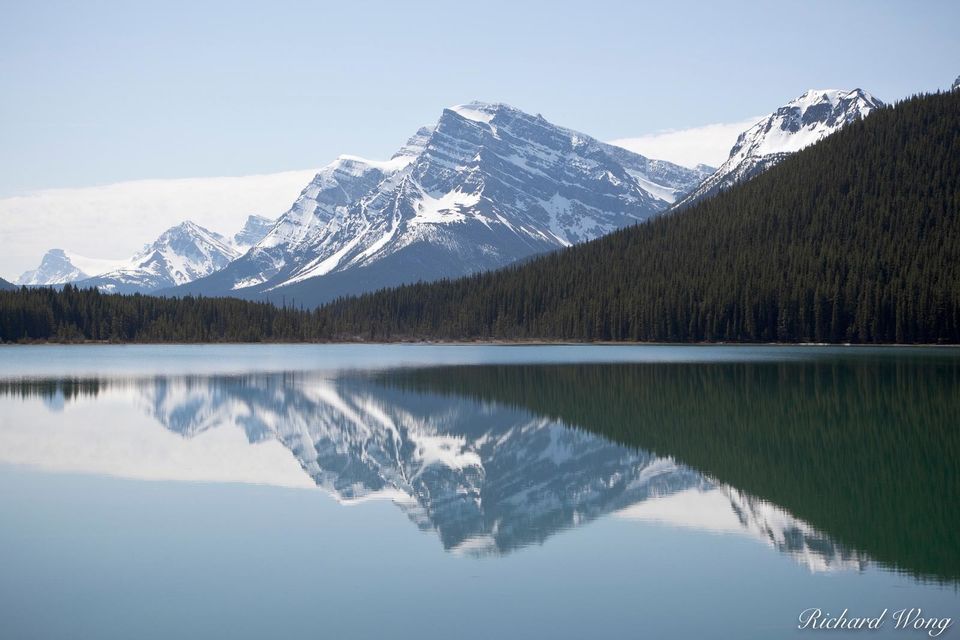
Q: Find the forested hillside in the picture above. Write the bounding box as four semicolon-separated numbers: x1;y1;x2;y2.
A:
317;90;960;343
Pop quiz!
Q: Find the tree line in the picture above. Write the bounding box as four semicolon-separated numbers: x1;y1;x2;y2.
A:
0;285;323;342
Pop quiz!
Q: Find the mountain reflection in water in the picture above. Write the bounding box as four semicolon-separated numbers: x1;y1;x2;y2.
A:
1;355;956;583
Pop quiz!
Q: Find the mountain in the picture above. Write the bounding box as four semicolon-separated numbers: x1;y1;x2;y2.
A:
77;221;243;294
953;75;960;92
173;102;708;305
231;214;276;251
676;88;883;208
314;90;960;344
0;277;15;291
15;249;127;286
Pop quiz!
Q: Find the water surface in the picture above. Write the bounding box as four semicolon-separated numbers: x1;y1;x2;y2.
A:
0;345;957;639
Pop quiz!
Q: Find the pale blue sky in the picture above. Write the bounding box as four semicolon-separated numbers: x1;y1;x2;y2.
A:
1;0;957;197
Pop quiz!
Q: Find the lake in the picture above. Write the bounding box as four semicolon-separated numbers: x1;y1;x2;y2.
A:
0;344;957;639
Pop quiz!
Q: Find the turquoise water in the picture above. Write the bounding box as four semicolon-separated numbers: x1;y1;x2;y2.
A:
0;345;957;639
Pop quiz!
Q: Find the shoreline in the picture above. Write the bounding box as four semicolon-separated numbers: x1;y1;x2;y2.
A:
1;340;958;348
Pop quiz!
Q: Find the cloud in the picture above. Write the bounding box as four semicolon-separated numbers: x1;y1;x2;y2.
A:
0;169;320;280
608;116;763;169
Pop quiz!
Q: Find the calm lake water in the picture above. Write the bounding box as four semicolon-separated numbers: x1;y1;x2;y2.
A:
0;345;957;639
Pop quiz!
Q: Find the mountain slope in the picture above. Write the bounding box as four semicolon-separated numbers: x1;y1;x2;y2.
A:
0;278;15;291
316;90;960;344
77;221;242;293
677;89;883;208
174;102;708;305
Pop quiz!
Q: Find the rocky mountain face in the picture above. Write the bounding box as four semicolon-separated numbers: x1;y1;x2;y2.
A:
676;89;883;208
174;102;708;306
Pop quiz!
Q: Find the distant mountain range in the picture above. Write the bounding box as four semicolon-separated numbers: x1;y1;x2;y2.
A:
16;87;884;302
16;250;127;286
18;215;274;293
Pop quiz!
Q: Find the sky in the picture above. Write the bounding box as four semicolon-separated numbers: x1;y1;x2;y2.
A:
1;0;958;279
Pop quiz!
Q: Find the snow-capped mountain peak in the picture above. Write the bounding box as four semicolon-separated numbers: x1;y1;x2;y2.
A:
77;221;241;293
15;249;127;286
132;220;238;284
742;88;881;157
677;88;883;207
17;249;89;285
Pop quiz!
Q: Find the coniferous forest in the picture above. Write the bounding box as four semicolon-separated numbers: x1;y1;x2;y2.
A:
1;90;958;344
0;285;319;342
